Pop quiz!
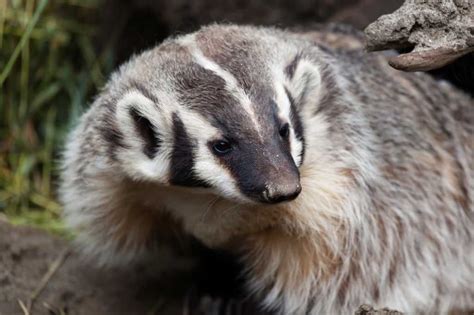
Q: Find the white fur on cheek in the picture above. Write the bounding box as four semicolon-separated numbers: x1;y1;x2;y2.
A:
291;131;303;166
274;80;292;119
176;108;247;202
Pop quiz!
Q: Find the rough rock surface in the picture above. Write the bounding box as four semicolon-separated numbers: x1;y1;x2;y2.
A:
365;0;474;71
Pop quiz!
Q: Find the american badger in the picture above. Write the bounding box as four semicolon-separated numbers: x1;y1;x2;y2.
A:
60;24;474;314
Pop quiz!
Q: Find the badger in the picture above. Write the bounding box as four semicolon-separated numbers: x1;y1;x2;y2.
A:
59;24;474;314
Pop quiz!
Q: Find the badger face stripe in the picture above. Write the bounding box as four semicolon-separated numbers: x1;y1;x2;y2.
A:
285;87;304;140
129;107;162;159
173;62;239;121
286;87;305;164
170;112;210;188
182;38;264;139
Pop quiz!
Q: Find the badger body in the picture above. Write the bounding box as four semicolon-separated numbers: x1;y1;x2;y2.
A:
60;24;474;314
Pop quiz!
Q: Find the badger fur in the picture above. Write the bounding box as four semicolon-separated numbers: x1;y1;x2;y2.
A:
60;24;474;314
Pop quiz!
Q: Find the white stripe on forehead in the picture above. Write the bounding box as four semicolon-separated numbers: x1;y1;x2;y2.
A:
273;63;305;166
274;80;303;167
178;34;263;139
274;79;291;119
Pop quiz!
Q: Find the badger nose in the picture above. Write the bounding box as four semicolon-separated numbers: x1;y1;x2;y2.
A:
262;183;302;204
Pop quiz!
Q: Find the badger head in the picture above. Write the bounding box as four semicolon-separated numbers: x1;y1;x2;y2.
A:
61;25;344;252
102;25;328;208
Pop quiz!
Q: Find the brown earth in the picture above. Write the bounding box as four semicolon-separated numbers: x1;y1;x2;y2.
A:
0;220;187;315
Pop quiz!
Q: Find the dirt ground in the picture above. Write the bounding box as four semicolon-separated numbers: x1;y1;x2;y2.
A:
0;220;188;315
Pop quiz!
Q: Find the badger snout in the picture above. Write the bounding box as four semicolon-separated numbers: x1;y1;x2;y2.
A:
228;137;302;204
261;181;302;204
253;161;302;204
239;161;302;204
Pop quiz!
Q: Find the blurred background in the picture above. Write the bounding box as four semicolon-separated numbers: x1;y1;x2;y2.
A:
0;0;404;235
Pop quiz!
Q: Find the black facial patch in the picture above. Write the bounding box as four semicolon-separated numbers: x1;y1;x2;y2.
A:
129;107;161;159
285;87;305;164
217;136;300;203
170;112;210;188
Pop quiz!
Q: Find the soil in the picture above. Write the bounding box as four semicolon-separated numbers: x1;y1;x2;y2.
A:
0;220;186;315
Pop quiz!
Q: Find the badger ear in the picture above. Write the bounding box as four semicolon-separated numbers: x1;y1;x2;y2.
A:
114;90;170;181
284;54;323;111
128;104;162;159
116;90;163;158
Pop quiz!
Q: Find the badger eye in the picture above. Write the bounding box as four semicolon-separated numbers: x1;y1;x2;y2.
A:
279;123;290;139
212;140;233;155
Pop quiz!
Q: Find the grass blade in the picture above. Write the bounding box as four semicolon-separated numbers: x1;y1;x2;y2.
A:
0;0;49;86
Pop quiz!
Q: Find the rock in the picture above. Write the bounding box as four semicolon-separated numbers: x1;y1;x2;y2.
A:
365;0;474;71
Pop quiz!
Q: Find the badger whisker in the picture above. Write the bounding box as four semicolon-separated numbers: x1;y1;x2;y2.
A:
220;203;242;216
200;196;221;222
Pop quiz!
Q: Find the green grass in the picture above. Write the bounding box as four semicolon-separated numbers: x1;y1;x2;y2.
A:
0;0;114;235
